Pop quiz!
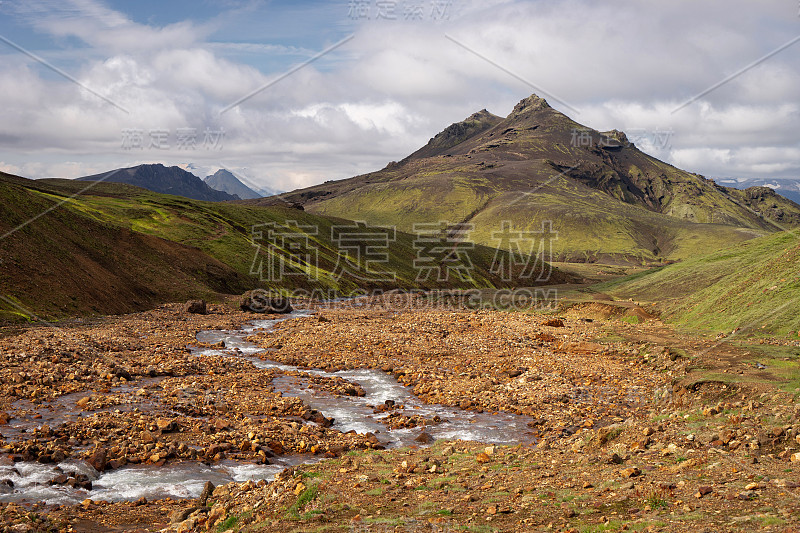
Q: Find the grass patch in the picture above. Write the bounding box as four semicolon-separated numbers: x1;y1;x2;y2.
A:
217;515;238;532
645;491;670;510
599;231;800;336
287;484;320;519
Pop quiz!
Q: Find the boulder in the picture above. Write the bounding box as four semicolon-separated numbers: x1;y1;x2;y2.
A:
415;431;434;444
240;290;293;314
199;481;215;507
183;300;207;314
156;419;179;433
87;448;107;472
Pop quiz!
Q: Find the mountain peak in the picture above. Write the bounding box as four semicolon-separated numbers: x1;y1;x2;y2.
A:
77;164;238;202
510;94;551;116
204;169;263;200
466;109;495;121
404;109;503;161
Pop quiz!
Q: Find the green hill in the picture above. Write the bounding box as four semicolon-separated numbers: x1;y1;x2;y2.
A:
260;94;800;265
0;172;570;322
596;231;800;335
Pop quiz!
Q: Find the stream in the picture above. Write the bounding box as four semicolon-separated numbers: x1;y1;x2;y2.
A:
0;309;535;505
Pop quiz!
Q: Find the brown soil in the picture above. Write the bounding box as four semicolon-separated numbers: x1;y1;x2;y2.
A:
0;297;797;532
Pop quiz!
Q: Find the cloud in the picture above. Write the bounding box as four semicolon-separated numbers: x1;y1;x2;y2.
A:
0;0;798;190
9;0;206;51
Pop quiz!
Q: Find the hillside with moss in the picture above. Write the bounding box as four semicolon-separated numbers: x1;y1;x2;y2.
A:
0;172;569;322
594;231;800;335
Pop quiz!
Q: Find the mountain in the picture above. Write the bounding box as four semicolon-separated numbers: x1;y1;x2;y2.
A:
255;94;800;265
204;169;263;200
0;171;569;321
0;171;249;321
597;230;800;335
717;177;800;206
77;164;239;202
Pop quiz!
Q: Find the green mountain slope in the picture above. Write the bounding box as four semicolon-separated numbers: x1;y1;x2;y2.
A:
0;172;251;321
1;173;570;321
262;94;800;264
597;231;800;335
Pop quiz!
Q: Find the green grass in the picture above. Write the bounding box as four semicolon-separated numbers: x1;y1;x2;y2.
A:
287;484;320;519
645;491;670;510
2;173;555;322
598;231;800;335
217;515;238;531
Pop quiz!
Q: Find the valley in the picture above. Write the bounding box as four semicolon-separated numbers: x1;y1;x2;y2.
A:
1;96;799;532
0;295;798;532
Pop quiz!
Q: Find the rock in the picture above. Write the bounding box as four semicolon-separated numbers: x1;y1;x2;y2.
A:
695;486;713;498
790;452;800;463
597;425;623;446
484;445;496;456
620;481;635;490
170;508;195;524
76;396;90;409
415;431;434;444
738;490;758;500
176;518;197;533
49;474;69;485
87;448;107;472
476;452;491;464
620;467;640;478
199;481;214;507
240;290;293;314
141;430;156;444
207;504;225;525
543;318;564;328
609;453;624;464
643;427;655;437
0;412;11;425
156;419;179;433
183;300;207;314
113;368;132;381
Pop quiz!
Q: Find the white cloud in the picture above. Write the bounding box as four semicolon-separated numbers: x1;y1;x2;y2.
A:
0;0;799;190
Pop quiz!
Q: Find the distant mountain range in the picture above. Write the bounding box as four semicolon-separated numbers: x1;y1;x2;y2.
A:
252;93;800;264
203;169;278;200
718;177;800;206
77;164;281;202
78;164;238;202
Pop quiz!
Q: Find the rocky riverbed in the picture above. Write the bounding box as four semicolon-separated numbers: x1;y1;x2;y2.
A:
0;296;797;531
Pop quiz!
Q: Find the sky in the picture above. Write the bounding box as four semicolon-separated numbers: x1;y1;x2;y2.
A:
0;0;798;192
